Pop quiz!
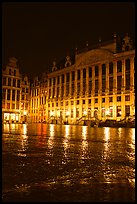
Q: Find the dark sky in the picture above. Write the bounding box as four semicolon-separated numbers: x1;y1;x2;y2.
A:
2;2;135;79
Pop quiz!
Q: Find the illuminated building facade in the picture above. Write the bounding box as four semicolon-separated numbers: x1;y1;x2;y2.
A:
29;74;47;123
46;34;135;124
2;57;30;123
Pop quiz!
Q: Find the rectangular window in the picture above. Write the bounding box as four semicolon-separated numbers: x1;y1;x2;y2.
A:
7;103;10;109
117;96;121;101
17;80;20;88
89;67;92;78
16;103;19;109
17;90;20;101
22;88;25;93
12;103;15;109
13;79;16;87
117;76;122;90
109;62;113;74
125;74;130;90
71;101;74;105
95;79;98;94
14;70;16;76
66;73;70;82
56;103;58;107
102;98;105;103
117;106;121;117
2;88;6;100
12;90;15;101
125;59;130;72
88;99;91;104
77;83;80;95
109;106;113;117
72;71;75;81
109;77;113;91
125;105;130;117
52;103;54;107
83;100;85;104
71;84;75;96
3;77;6;85
102;64;106;75
102;78;106;92
76;108;79;118
8;78;11;86
77;100;79;105
101;107;105;117
125;95;130;101
53;77;55;85
95;98;98;103
62;74;64;83
95;65;99;77
9;69;11;75
89;80;92;94
77;70;80;80
117;60;122;72
83;68;86;78
7;89;10;100
22;95;24;100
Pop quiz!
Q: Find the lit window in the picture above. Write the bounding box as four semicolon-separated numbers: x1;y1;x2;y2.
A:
117;96;121;101
125;95;130;101
95;98;98;103
102;98;105;103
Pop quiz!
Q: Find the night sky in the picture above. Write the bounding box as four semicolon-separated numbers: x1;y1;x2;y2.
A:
2;2;135;79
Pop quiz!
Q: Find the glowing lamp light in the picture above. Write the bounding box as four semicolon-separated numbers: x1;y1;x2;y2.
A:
24;110;28;115
66;111;69;116
83;110;87;115
106;109;110;115
50;111;54;117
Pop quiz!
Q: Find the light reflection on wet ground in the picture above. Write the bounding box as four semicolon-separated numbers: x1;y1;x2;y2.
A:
2;123;135;202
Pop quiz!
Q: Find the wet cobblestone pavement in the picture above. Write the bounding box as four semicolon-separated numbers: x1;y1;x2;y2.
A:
2;124;135;202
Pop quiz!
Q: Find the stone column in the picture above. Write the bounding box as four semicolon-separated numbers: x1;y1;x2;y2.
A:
75;69;77;97
80;69;83;97
130;57;134;91
92;65;95;96
64;73;66;98
113;60;117;119
86;66;89;96
122;59;125;92
69;71;72;97
105;63;109;115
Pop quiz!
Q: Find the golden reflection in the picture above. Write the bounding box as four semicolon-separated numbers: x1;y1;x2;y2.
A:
130;128;135;144
81;126;88;160
49;124;55;137
103;127;110;160
18;125;28;157
48;124;55;149
82;126;87;140
3;124;10;133
63;125;70;159
23;124;27;135
65;125;70;137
